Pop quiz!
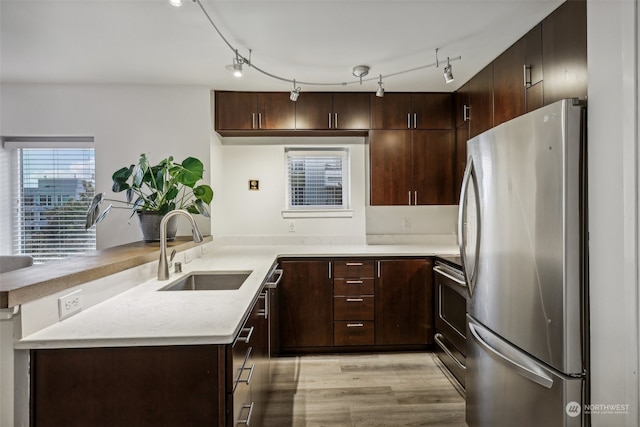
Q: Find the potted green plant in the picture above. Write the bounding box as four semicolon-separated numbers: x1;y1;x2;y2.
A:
86;154;213;242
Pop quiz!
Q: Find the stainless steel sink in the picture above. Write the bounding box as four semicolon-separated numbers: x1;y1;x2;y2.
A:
159;271;252;291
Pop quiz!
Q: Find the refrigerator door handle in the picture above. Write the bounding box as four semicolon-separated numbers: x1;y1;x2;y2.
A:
458;158;480;296
468;320;554;389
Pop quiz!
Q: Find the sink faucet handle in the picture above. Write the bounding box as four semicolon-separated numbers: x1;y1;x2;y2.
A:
170;249;177;262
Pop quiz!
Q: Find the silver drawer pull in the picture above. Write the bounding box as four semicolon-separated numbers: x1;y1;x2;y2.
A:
239;363;255;385
347;323;364;328
434;333;466;371
346;298;364;302
346;280;363;284
237;402;254;425
345;262;363;266
236;326;254;344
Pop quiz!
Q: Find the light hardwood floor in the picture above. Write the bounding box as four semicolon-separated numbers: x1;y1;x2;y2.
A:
264;352;467;427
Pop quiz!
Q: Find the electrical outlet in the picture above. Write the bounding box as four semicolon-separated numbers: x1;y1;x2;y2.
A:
288;220;295;233
58;290;83;319
403;217;411;230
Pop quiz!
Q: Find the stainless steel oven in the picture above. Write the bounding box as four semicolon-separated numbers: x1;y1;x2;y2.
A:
434;260;467;391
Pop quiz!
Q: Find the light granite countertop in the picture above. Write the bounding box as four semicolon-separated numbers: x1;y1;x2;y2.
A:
16;241;459;349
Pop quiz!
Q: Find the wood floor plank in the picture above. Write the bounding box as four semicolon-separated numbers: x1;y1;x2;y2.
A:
264;352;467;427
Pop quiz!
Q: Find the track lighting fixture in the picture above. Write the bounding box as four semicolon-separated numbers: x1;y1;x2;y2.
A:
443;57;454;83
376;75;384;98
181;1;463;89
290;80;301;101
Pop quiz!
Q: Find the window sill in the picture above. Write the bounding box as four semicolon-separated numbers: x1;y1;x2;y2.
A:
282;209;354;219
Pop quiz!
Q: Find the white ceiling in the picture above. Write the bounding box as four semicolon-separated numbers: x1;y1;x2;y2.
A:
0;0;564;93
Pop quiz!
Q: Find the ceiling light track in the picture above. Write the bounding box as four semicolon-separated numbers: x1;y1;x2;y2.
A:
187;0;461;90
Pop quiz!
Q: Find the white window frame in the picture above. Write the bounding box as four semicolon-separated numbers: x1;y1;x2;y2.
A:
282;147;353;218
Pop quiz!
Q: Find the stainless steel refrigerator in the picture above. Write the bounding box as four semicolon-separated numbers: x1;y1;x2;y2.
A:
458;99;589;427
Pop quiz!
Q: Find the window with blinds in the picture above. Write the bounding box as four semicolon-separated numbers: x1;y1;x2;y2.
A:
6;139;96;263
285;148;349;210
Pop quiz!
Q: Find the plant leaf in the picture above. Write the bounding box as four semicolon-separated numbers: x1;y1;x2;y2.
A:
194;199;210;217
193;185;214;204
95;204;113;224
178;157;204;188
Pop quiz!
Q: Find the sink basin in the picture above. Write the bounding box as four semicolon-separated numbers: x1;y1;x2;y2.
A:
159;271;252;291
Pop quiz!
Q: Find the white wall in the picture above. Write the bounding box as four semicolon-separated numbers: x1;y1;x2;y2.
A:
0;84;212;249
587;1;639;426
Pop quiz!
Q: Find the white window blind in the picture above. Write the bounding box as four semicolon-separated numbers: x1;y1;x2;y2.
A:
285;148;349;210
7;140;96;263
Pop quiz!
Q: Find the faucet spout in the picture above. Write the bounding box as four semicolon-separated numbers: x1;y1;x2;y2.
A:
158;209;204;280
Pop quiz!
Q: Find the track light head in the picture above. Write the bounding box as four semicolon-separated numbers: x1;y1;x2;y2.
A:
290;80;301;102
443;58;454;83
376;75;384;98
233;62;243;78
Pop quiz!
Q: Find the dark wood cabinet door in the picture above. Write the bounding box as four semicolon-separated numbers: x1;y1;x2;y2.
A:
375;258;433;346
278;260;333;348
370;93;412;129
542;0;587;105
454;122;469;200
469;63;494;138
454;83;470;128
295;92;333;129
493;37;527;127
525;23;543;86
257;92;295;130
412;130;454;205
369;130;412;206
412;93;453;130
333;93;371;129
215;91;257;130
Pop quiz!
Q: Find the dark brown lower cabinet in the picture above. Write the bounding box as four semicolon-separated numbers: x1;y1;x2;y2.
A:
278;259;333;350
375;258;433;346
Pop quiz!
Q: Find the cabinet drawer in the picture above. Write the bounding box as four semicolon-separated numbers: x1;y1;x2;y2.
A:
334;296;374;320
333;260;375;278
334;278;375;296
334;321;375;346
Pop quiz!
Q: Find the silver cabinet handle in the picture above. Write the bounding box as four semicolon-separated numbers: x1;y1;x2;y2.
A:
235;326;254;344
328;113;332;129
523;64;532;88
237;402;254;425
434;333;466;371
463;105;470;122
413;113;417;129
258;112;262;129
334;113;338;128
234;347;252;389
347;323;364;328
346;298;364;302
328;261;332;279
408;190;412;205
468;320;553;389
265;268;283;288
239;363;255;385
345;262;363;266
377;261;381;278
251;113;256;129
346;280;363;284
407;113;411;129
414;190;418;205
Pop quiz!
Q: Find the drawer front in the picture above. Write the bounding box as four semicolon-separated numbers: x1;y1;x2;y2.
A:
232;379;253;426
334;278;375;296
333;260;375;278
334;296;374;320
334;321;375;346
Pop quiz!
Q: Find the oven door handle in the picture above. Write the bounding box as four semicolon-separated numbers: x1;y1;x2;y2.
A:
433;266;466;288
434;333;466;371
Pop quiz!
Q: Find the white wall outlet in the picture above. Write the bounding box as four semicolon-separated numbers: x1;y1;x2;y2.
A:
58;290;83;320
288;220;295;233
403;217;411;230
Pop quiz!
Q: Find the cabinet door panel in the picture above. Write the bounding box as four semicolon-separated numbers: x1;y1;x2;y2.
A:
257;92;295;129
526;82;544;113
295;93;333;129
525;23;543;85
215;92;256;130
493;38;526;127
333;93;371;129
454;123;469;200
469;64;494;138
412;130;454;205
369;130;412;206
412;93;453;130
278;260;333;348
375;258;433;346
370;93;412;129
454;83;470;128
542;0;587;105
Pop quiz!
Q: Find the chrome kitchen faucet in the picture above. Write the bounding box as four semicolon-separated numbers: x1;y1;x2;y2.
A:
158;209;204;280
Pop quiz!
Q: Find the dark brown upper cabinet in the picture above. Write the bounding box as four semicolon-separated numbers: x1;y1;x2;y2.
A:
542;0;587;105
371;93;452;130
468;63;494;139
215;91;295;134
295;92;370;130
